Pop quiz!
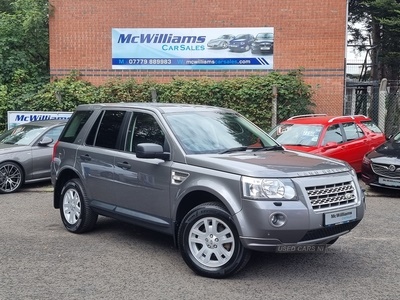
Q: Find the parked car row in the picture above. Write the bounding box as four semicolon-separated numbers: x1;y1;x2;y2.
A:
1;112;398;195
207;32;274;54
2;105;398;279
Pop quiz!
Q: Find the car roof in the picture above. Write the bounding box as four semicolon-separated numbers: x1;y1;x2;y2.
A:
281;114;372;125
76;103;237;114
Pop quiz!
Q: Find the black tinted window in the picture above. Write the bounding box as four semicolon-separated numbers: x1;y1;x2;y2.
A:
94;110;126;149
60;110;93;143
85;113;102;146
125;113;165;152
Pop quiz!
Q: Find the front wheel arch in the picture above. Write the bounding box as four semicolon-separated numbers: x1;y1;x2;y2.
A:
53;168;81;208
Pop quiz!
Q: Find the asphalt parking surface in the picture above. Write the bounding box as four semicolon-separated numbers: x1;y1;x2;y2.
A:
1;179;399;300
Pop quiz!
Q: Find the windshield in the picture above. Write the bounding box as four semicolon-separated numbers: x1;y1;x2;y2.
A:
235;34;247;39
0;125;47;146
270;124;323;146
256;33;273;39
165;111;278;154
394;132;400;142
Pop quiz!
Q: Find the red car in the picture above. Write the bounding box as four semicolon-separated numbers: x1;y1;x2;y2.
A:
269;114;386;173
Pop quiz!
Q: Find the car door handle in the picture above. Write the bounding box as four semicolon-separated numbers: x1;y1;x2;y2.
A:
80;154;92;161
117;161;131;170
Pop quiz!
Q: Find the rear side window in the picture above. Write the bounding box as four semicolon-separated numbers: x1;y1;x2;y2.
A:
343;122;364;141
87;110;126;149
361;120;383;133
60;110;93;143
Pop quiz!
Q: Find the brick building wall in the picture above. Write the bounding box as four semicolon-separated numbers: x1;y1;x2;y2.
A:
49;0;348;115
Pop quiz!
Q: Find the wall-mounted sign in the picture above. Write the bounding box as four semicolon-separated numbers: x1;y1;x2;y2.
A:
112;27;274;70
7;111;72;129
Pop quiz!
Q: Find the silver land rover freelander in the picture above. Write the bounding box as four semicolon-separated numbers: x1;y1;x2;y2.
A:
51;103;365;278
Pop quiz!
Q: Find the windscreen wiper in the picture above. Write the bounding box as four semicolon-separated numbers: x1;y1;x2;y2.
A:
219;146;248;154
254;145;284;151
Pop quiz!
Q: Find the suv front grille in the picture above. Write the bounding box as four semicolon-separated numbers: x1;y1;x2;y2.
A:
371;163;400;179
306;181;356;211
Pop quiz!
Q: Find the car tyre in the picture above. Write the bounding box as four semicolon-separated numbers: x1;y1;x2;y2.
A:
0;162;24;193
60;178;98;233
178;202;251;278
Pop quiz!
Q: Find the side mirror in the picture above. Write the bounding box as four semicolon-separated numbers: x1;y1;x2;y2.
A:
322;142;338;150
136;143;170;160
38;136;54;146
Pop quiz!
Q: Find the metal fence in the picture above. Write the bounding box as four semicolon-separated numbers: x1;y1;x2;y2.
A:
345;80;400;136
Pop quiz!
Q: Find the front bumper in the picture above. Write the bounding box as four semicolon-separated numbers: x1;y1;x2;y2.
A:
251;45;273;53
239;220;360;252
234;174;366;252
361;162;400;190
229;45;247;51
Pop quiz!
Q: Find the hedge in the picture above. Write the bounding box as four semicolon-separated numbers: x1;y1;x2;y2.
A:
0;69;315;132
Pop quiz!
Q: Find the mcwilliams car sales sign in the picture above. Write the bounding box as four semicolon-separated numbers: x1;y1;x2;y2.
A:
112;27;274;70
7;111;72;129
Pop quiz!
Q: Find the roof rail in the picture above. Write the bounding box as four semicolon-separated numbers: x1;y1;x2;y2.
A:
328;115;368;123
288;114;327;120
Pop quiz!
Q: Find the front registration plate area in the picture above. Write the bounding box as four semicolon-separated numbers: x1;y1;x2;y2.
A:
324;208;356;226
378;177;400;187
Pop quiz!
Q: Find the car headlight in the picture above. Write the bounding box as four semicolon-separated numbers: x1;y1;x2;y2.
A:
362;155;371;165
241;176;297;200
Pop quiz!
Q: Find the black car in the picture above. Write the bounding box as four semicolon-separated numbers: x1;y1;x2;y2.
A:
251;32;274;54
361;132;400;189
228;34;254;52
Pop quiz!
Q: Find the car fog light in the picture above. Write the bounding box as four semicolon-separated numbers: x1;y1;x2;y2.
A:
269;212;287;227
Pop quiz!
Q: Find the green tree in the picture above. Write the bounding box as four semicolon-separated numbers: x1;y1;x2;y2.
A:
348;0;400;83
0;0;12;13
0;0;49;85
0;0;49;127
348;0;400;134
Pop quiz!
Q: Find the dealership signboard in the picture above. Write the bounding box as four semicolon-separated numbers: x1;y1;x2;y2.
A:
7;111;72;129
112;27;274;70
